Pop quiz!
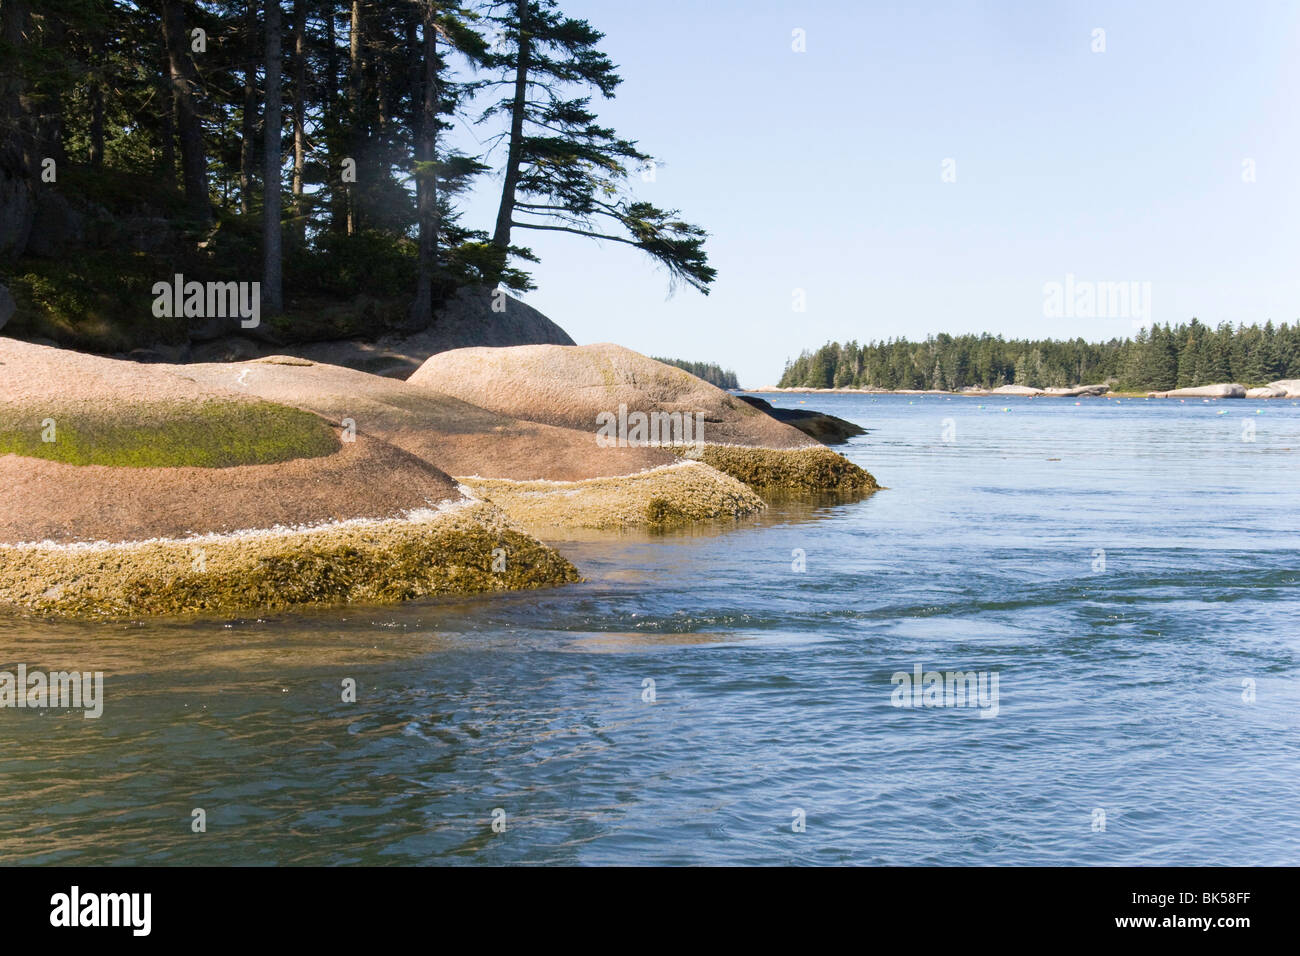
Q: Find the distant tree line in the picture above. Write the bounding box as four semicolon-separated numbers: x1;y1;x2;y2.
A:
778;321;1300;391
0;0;714;348
653;356;738;389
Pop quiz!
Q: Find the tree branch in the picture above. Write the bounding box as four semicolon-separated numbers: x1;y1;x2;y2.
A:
511;220;637;246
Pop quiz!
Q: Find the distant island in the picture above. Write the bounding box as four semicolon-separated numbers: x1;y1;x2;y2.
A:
779;322;1300;392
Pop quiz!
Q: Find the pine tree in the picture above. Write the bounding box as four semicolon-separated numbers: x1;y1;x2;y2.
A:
160;0;212;224
1144;325;1178;391
1176;320;1201;387
483;0;713;293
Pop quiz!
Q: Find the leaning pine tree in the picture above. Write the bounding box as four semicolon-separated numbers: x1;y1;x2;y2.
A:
482;0;714;293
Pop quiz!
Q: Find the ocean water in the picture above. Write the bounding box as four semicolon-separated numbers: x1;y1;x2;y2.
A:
2;393;1298;865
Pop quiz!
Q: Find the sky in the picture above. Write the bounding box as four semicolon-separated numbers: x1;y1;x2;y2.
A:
451;0;1300;386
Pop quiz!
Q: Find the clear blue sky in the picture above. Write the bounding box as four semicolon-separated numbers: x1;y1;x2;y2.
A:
453;0;1300;386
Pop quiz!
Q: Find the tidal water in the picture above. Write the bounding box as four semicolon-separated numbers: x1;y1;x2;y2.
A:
2;393;1298;865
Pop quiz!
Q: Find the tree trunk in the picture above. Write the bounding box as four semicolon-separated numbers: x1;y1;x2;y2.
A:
240;0;257;214
291;0;306;243
0;0;35;261
263;0;283;313
347;0;361;235
409;2;438;327
160;83;175;184
492;0;530;249
325;4;345;233
33;16;66;166
88;76;104;169
161;0;211;223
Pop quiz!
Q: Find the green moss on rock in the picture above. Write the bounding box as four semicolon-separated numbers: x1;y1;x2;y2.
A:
681;443;879;492
0;400;339;468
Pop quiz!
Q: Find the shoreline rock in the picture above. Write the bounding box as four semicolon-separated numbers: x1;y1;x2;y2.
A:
1042;384;1110;397
1;501;578;619
1;337;888;617
990;384;1043;396
0;338;580;617
734;394;866;444
1147;383;1247;398
1246;385;1286;398
410;343;879;493
461;460;765;532
172;354;765;530
677;443;878;493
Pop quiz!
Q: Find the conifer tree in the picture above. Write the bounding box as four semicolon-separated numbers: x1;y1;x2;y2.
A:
482;0;714;293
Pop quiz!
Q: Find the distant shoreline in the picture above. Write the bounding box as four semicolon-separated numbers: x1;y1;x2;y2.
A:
743;386;1298;399
744;386;1118;397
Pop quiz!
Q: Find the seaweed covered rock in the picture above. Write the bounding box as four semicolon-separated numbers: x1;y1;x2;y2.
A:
678;444;878;493
1;502;579;618
463;460;764;531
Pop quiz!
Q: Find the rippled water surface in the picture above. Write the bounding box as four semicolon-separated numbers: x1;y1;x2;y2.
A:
3;394;1299;865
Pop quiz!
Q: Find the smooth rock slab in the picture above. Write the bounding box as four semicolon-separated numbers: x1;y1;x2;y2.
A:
991;384;1044;396
409;343;879;492
1148;383;1246;398
1042;384;1110;397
